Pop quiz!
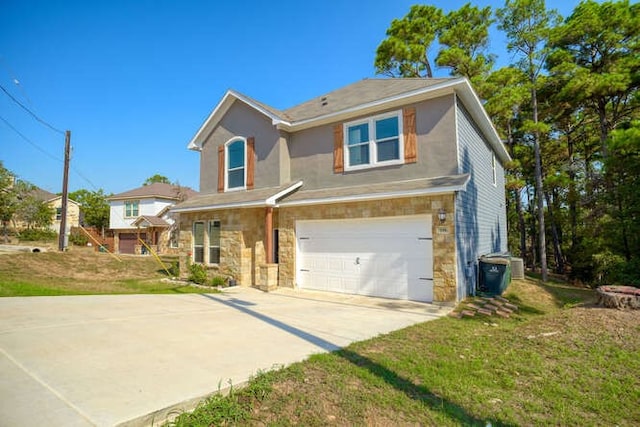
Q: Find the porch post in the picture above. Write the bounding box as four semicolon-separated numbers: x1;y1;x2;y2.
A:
265;206;273;264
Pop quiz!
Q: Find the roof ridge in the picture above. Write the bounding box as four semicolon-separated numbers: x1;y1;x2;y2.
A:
282;77;462;121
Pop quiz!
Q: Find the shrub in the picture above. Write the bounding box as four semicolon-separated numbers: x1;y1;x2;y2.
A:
605;257;640;287
210;275;227;287
168;260;180;277
18;228;57;242
188;263;208;284
592;251;626;286
69;229;89;246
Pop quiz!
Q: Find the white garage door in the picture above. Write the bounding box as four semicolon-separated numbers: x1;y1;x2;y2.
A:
296;215;433;302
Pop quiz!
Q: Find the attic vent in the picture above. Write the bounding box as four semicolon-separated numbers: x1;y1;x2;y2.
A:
321;96;328;107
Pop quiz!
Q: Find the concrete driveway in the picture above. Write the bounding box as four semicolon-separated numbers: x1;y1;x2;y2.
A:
0;287;450;426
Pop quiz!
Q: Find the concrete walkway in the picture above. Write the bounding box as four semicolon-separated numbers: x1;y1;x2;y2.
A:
0;287;450;426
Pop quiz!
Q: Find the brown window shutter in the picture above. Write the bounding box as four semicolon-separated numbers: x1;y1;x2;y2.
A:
333;124;344;173
246;137;255;190
403;107;417;164
217;145;225;192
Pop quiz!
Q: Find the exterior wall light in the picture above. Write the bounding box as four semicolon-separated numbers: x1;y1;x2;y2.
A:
438;208;447;224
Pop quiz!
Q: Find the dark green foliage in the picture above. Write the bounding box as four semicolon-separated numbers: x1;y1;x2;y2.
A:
188;263;208;284
68;229;89;246
210;275;226;287
143;174;171;186
18;228;57;241
68;189;110;230
168;260;180;277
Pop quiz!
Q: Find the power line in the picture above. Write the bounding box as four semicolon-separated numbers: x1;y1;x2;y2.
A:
0;83;65;136
1;114;105;192
0;114;63;163
71;165;101;191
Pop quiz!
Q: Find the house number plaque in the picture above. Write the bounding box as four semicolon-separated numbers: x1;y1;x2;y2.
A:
436;226;449;235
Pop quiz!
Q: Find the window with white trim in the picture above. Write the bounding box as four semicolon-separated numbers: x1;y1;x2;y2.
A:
344;111;403;170
56;207;62;220
208;220;220;264
193;221;204;263
226;138;246;190
124;201;139;218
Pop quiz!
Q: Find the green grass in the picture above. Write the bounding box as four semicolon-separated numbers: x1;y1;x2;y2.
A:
0;249;217;296
168;278;640;426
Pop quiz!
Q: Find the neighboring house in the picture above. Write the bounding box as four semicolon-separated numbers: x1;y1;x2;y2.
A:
172;78;510;303
108;183;197;254
12;187;81;233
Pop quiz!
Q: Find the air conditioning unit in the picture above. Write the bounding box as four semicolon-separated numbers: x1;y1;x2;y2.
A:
511;257;525;279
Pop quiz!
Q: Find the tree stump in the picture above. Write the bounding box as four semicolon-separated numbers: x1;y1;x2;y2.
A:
596;286;640;309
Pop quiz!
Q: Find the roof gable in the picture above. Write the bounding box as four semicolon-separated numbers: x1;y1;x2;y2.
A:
108;182;198;201
29;187;80;205
187;90;288;150
30;187;57;202
187;78;510;163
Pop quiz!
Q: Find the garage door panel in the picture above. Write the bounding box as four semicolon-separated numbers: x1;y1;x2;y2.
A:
297;216;434;302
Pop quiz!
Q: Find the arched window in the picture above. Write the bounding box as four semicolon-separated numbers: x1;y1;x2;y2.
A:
226;138;246;190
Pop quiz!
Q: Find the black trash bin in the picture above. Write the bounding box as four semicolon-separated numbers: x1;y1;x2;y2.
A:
478;254;511;296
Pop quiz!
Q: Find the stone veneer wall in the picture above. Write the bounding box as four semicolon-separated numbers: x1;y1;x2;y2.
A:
177;207;278;286
277;194;458;302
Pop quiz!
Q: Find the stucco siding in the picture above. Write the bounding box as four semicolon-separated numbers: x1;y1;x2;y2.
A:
288;95;458;190
455;98;508;299
199;100;282;193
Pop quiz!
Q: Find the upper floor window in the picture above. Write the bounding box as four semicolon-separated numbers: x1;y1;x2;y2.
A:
344;111;403;171
124;201;139;218
56;207;62;220
226;138;246;190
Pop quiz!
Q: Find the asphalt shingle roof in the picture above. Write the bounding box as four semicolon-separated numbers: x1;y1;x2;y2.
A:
282;78;455;122
30;187;58;202
109;182;198;201
170;175;469;211
280;174;470;205
171;182;300;212
132;215;170;227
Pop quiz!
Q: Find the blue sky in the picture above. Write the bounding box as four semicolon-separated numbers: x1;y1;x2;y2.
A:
1;0;583;195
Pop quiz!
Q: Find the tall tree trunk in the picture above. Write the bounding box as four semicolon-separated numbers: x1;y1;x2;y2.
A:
527;188;537;269
531;83;548;281
567;137;578;250
506;122;527;264
545;191;564;273
616;194;631;261
515;188;527;261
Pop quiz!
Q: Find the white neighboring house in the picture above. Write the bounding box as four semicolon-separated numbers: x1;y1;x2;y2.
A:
108;182;197;254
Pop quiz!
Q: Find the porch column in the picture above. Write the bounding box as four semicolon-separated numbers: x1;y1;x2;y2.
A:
265;206;273;264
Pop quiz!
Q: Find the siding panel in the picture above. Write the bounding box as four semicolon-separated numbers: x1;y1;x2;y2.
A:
455;98;507;300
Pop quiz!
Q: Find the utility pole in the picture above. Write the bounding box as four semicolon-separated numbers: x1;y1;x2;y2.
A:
58;130;71;251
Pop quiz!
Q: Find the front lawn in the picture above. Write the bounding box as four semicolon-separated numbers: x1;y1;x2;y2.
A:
169;278;640;426
0;247;210;296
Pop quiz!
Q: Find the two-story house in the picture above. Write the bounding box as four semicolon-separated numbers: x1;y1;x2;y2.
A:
172;78;510;303
108;182;197;254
